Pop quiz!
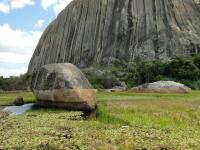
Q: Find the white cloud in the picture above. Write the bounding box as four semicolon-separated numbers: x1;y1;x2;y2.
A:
34;19;45;28
11;0;35;9
41;0;58;10
0;24;42;77
0;52;31;64
41;0;72;15
0;2;10;14
53;0;72;15
0;66;27;77
0;24;42;54
0;0;35;14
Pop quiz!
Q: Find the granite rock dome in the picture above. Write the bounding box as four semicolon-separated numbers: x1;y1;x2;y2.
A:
28;0;200;74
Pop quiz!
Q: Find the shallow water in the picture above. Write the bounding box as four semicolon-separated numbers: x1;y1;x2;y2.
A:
1;103;97;118
2;103;35;116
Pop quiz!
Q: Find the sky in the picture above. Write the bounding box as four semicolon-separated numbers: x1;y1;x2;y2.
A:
0;0;73;77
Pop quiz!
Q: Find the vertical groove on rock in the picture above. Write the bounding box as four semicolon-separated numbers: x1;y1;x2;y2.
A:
95;0;109;63
78;0;90;65
127;0;133;62
152;0;159;59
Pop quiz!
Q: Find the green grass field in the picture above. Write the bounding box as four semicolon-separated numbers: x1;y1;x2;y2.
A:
0;91;200;149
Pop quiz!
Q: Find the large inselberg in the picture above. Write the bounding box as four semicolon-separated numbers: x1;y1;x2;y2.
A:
28;0;200;74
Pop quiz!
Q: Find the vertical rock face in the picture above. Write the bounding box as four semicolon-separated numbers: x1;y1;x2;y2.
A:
28;0;200;74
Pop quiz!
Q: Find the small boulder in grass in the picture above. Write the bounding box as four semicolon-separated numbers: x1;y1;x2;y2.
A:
14;96;24;106
130;81;191;94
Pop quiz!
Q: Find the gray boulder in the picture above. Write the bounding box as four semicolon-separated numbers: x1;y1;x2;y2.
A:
28;0;200;74
31;63;96;111
112;81;127;90
131;81;191;93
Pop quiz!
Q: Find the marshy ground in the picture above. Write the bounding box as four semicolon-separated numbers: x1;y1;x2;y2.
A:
0;91;200;149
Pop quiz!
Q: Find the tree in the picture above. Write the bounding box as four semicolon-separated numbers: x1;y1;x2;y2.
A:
136;60;166;84
165;58;200;81
193;54;200;70
0;76;4;87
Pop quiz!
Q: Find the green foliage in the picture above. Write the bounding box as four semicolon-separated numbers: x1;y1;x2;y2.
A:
135;60;166;84
85;56;200;90
193;54;200;69
182;80;200;90
84;65;118;89
165;58;200;80
121;63;138;87
0;74;31;91
1;56;200;91
0;76;4;87
84;64;138;89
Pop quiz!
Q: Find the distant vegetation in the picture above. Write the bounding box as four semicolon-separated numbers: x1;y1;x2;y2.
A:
0;74;31;91
1;55;200;91
84;55;200;90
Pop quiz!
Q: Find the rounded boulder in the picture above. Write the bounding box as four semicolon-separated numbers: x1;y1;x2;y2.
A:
31;63;96;111
131;81;191;94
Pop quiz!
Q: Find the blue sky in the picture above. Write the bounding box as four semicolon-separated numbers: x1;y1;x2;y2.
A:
0;0;52;31
0;0;72;77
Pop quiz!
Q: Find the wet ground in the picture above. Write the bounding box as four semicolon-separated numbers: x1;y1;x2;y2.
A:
1;103;35;116
0;103;97;119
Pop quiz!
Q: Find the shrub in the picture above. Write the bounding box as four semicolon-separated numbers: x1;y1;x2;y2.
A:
84;57;200;90
115;63;138;87
182;80;200;90
164;58;200;81
84;65;119;89
193;54;200;70
0;74;31;91
135;60;166;84
0;76;4;87
84;64;138;89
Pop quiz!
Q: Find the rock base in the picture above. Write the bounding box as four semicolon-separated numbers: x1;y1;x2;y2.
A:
37;101;96;111
130;88;191;94
33;89;97;111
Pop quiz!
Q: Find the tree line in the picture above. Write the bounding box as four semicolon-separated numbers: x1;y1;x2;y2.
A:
0;74;31;91
1;55;200;91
